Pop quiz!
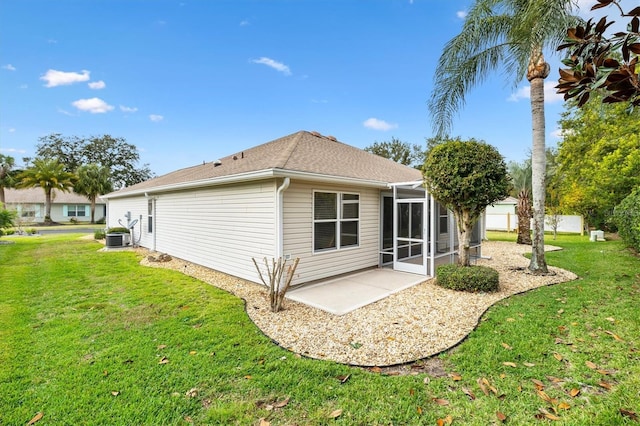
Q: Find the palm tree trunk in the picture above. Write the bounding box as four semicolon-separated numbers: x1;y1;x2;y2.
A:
89;196;96;224
527;51;549;274
516;189;532;245
0;187;5;209
44;188;53;223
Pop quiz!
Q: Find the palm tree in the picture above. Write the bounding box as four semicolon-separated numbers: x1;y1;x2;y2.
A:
0;154;17;208
428;0;580;274
17;158;76;223
74;164;113;223
508;160;532;245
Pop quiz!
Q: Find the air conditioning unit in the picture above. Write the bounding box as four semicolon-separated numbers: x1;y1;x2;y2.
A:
105;233;131;248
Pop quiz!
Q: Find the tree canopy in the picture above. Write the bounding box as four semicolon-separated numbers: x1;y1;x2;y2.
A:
364;137;425;169
423;138;511;266
0;154;18;207
33;134;154;189
552;91;640;228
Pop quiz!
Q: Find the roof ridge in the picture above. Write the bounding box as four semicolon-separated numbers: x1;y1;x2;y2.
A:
275;130;306;169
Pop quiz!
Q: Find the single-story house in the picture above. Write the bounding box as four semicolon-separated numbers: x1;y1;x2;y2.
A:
102;131;482;286
485;196;518;232
3;187;106;224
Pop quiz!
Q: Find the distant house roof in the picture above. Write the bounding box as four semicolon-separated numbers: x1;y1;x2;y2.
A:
104;130;423;199
4;187;104;204
497;196;518;204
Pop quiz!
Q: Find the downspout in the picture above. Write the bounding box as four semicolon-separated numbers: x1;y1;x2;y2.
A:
275;177;290;259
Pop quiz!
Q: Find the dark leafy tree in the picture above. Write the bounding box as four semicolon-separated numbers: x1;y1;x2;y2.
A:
364;137;425;169
424;139;511;266
0;154;17;208
557;0;640;107
33;134;154;189
74;164;113;223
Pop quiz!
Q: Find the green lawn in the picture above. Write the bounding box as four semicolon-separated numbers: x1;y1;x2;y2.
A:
1;233;638;425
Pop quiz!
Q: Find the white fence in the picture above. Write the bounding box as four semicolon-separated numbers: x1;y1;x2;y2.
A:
485;213;584;234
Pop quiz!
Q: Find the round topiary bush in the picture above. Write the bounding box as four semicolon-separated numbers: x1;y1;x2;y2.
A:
436;264;500;293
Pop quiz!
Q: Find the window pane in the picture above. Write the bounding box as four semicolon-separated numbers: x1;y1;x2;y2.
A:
77;206;86;217
340;220;358;247
148;201;153;215
398;203;409;238
314;222;336;251
411;203;423;239
342;193;359;201
314;192;337;220
342;202;359;219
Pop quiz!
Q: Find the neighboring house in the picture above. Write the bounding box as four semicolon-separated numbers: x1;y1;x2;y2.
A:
102;131;482;287
4;187;106;223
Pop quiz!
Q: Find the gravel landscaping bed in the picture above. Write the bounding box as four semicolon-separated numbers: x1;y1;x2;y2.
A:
139;241;577;366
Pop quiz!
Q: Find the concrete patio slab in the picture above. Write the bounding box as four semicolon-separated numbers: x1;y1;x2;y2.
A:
286;268;427;315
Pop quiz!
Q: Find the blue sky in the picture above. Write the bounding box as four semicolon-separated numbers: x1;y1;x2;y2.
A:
1;0;600;176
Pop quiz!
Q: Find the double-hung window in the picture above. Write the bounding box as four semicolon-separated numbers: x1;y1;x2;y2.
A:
147;200;154;233
66;205;86;217
313;191;359;252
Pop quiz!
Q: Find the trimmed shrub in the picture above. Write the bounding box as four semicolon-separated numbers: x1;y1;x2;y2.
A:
94;229;106;240
436;264;500;293
107;227;129;234
613;187;640;252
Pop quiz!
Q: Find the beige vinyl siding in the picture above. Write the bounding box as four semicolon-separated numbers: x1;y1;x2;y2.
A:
153;180;277;283
283;181;380;285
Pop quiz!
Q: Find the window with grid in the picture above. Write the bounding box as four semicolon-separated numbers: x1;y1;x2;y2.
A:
66;205;86;217
313;191;359;252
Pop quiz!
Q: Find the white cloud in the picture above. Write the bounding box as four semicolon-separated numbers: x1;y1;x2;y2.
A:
363;117;398;131
88;80;106;89
19;84;28;89
57;108;75;116
41;69;90;87
120;105;138;113
507;82;564;103
0;147;26;154
9;128;16;133
149;114;164;122
251;57;291;76
456;10;467;19
240;19;250;26
71;97;114;113
2;64;16;71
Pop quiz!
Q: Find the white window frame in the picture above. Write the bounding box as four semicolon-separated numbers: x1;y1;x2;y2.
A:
312;190;360;254
65;204;87;217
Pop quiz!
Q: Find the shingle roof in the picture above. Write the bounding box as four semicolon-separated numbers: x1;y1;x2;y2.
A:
106;130;423;197
4;187;104;204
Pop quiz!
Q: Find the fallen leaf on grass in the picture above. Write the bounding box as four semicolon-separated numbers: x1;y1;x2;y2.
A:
273;397;290;408
158;356;169;364
557;309;564;314
605;317;615;323
328;409;343;419
523;362;536;367
111;391;120;396
552;352;564;361
546;376;565;384
185;388;198;398
604;331;624;342
569;388;580;397
189;351;197;355
558;402;571;410
503;362;517;368
598;381;612;390
433;398;450;406
536;390;556;405
258;418;270;426
417;406;422;414
531;379;546;390
496;411;507;422
501;342;512;350
449;372;462;381
244;375;252;380
585;361;598;369
370;366;382;373
27;412;43;425
462;386;476;400
157;344;167;350
336;374;350;384
436;415;453;425
620;409;638;421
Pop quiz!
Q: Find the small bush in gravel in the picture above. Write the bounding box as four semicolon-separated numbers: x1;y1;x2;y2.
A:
436;264;499;293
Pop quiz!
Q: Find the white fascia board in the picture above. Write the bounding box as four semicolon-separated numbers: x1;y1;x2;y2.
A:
102;169;277;199
102;168;392;200
271;169;390;188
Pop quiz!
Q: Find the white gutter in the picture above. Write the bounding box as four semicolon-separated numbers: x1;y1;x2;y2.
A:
275;177;290;259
